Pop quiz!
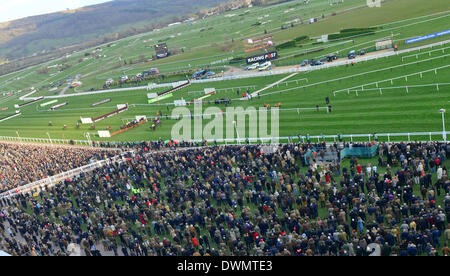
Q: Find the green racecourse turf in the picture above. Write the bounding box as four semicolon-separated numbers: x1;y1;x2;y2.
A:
0;42;449;142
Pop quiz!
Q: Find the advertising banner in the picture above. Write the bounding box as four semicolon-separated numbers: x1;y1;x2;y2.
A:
246;51;278;64
406;30;450;44
50;102;68;110
40;100;58;107
80;117;93;124
148;93;173;104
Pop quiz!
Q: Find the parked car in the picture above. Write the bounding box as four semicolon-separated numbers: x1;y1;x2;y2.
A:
348;50;356;59
258;61;272;71
327;54;338;62
246;63;259;70
142;68;159;77
192;69;207;79
202;71;216;79
310;59;323;66
300;60;309;67
359;49;366;55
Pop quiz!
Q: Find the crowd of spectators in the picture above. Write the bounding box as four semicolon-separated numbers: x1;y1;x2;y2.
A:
0;141;449;256
0;142;118;193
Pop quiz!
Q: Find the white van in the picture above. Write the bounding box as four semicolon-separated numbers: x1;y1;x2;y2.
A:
258;61;272;71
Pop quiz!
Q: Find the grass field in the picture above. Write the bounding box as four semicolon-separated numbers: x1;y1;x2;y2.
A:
1;0;449;93
0;0;449;143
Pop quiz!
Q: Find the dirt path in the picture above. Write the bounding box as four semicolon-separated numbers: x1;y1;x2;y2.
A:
59;84;70;95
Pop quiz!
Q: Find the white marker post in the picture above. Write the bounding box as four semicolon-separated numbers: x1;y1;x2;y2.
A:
439;109;446;141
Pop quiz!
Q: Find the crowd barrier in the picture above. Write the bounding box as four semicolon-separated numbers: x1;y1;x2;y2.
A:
0;131;448;147
0;151;128;199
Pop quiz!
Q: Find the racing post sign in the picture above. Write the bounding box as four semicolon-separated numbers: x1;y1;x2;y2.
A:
246;51;278;64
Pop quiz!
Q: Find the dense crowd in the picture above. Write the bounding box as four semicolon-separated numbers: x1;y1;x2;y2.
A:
0;142;118;193
0;141;449;256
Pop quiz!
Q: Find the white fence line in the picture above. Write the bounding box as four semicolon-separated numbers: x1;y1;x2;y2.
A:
258;56;450;99
193;131;450;144
331;52;450;88
0;130;448;147
0;152;130;199
402;45;450;61
250;72;299;97
0;112;21;123
338;83;450;96
333;63;450;95
0;136;92;146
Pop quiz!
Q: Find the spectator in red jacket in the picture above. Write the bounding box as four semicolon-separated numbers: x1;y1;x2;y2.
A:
192;237;198;247
357;164;362;174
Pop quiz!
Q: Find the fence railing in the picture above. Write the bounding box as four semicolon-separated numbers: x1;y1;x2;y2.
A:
401;45;450;61
197;131;450;144
333;63;450;95
0;151;130;199
0;131;448;147
0;136;92;146
335;83;450;96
